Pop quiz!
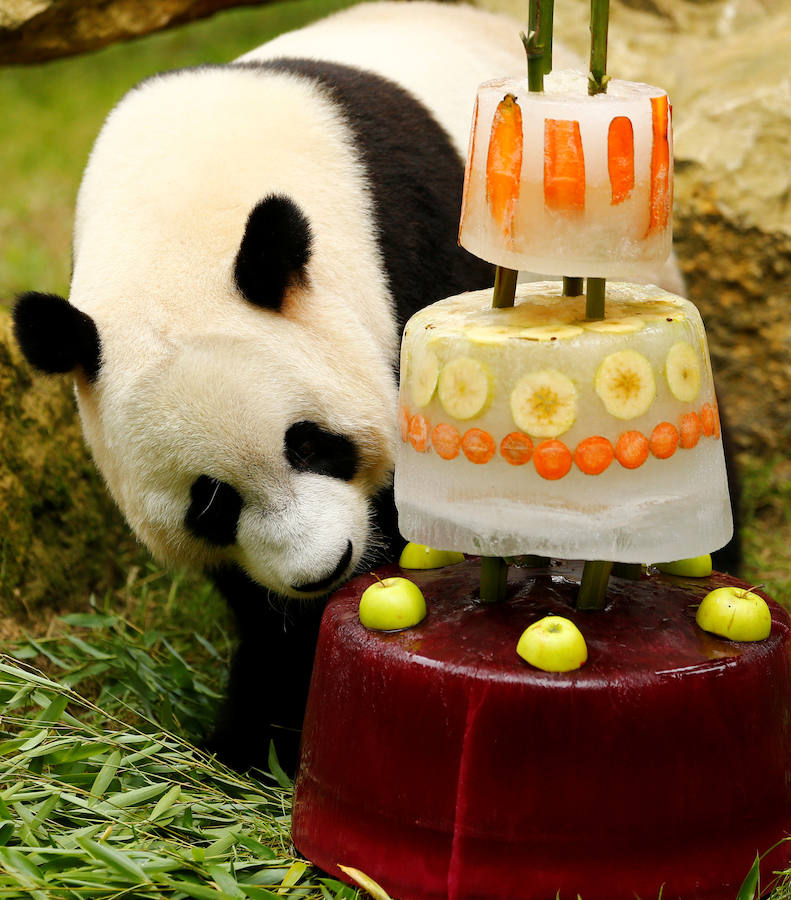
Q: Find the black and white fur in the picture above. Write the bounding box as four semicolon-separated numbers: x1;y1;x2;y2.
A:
13;2;732;772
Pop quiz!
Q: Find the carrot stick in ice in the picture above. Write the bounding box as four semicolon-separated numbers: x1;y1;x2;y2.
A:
486;93;523;242
608;115;634;205
544;118;585;213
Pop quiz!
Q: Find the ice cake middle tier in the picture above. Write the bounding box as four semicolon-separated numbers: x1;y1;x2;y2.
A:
395;282;732;562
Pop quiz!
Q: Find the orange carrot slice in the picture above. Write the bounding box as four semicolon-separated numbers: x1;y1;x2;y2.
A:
533;439;573;480
500;431;534;466
615;431;650;469
700;403;715;437
679;411;701;449
544;119;585;214
608;116;635;205
462;428;496;465
398;405;411;443
408;414;429;453
486;94;523;241
574;436;615;475
650;422;679;459
432;423;462;460
647;95;671;234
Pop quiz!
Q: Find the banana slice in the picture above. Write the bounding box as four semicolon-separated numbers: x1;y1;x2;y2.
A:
518;324;584;341
438;356;490;420
582;317;645;335
594;350;656;420
466;325;518;344
409;349;440;407
665;341;701;402
510;369;578;437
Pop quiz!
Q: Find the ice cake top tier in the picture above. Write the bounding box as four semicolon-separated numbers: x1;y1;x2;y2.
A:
395;283;732;562
459;71;672;279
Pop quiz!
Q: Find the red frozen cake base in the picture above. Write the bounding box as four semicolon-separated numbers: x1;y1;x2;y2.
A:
293;560;791;900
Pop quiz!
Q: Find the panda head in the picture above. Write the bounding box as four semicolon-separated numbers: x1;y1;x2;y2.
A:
13;192;397;600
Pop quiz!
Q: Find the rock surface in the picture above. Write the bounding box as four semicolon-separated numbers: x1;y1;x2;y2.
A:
0;307;142;616
483;0;791;457
0;0;268;63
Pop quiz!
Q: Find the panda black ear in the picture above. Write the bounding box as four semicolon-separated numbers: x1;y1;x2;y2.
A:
234;195;312;311
13;292;102;383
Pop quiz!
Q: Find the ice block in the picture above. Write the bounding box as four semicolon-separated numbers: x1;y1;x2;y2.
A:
394;281;732;562
293;561;791;900
459;71;672;280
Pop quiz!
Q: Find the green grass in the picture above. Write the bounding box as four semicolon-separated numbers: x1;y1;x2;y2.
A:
740;453;791;604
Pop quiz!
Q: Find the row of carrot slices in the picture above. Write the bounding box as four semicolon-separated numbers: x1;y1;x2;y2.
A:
399;402;720;480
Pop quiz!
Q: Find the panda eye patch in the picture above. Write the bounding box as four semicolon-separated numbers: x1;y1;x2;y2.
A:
285;421;358;481
185;475;243;546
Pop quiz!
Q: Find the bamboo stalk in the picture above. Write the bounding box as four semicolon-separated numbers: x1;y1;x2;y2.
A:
588;0;610;96
585;276;606;320
480;556;509;604
563;276;584;296
492;266;518;308
577;560;613;610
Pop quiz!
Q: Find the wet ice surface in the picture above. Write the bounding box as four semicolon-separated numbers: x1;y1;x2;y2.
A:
459;71;672;278
395;283;733;562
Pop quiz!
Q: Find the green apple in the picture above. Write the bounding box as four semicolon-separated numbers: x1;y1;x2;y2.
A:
696;587;772;641
359;577;427;631
399;542;465;570
657;555;712;577
516;615;588;672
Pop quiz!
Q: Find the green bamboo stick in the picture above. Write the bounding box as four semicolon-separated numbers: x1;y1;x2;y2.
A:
492;266;519;308
588;0;610;96
577;560;613;610
480;556;509;604
586;276;606;320
577;0;614;610
539;0;554;74
563;276;584;296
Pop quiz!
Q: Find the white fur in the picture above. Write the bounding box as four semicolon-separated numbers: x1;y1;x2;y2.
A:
68;2;531;598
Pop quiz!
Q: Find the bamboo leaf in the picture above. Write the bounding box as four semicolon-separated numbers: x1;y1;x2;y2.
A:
337;865;392;900
736;853;761;900
0;821;14;846
267;742;292;790
163;877;237;900
27;793;59;833
0;846;45;886
35;694;69;725
236;836;275;860
64;635;116;660
241;887;280;900
278;861;307;892
17;730;49;753
75;836;150;885
105;781;170;809
205;829;241;859
150;784;181;821
90;749;122;799
208;864;246;898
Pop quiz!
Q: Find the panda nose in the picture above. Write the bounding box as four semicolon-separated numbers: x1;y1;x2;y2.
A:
291;540;353;594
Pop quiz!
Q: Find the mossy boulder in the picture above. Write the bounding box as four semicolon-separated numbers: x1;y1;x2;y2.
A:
0;306;142;616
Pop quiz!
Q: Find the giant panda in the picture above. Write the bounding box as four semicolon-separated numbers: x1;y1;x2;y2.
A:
12;1;735;774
